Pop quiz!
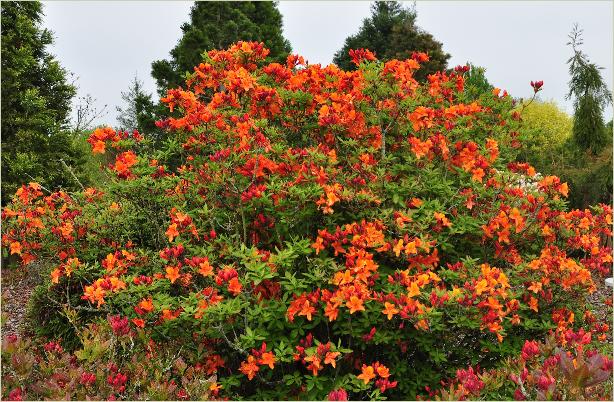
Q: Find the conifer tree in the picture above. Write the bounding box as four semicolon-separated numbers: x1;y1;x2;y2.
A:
151;1;291;94
333;1;449;81
1;1;82;204
566;24;612;154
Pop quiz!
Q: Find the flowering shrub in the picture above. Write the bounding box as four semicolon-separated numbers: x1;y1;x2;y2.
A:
436;332;612;401
1;321;218;400
2;42;612;400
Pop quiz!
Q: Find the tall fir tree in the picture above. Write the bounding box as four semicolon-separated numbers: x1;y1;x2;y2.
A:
116;75;160;139
151;1;291;95
566;24;612;155
1;1;84;205
333;1;449;80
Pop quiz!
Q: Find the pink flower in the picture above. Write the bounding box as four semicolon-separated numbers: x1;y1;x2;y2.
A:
521;340;540;360
514;388;526;400
80;372;96;386
8;387;23;401
328;388;348;401
109;315;130;336
530;80;544;92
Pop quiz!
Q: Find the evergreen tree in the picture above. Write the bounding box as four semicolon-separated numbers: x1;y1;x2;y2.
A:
566;24;612;154
1;1;83;205
463;64;493;98
333;1;449;80
151;1;291;94
116;75;159;138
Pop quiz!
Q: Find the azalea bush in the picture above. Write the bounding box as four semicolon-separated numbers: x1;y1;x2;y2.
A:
2;42;612;400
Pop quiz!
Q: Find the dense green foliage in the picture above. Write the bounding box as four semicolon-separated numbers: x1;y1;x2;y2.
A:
151;1;291;94
516;100;573;175
463;64;493;98
516;100;612;210
333;1;450;81
0;1;83;205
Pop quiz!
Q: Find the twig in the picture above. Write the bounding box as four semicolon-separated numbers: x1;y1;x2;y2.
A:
24;174;52;194
59;158;85;190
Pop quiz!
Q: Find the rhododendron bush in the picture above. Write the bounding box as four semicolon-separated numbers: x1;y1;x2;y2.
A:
2;42;612;400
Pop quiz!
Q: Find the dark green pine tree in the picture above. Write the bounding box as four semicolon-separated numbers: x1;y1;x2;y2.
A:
1;1;84;205
566;24;612;155
333;1;450;81
151;1;291;95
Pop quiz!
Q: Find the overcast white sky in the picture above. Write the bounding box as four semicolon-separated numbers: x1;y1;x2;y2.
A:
42;1;613;127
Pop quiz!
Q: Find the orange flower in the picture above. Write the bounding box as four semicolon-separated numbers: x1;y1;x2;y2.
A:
9;241;22;255
407;281;421;298
92;140;106;154
559;182;569;197
509;208;525;232
376;365;390;378
382;302;399;320
228;277;242;296
59;222;74;238
542;225;553;237
299;300;316;321
312;237;325;254
83;284;106;307
357;365;376;384
527;281;542;293
304;354;322;376
51;268;62;284
324;351;340;368
346;295;365;314
410;198;423;208
475;279;489;296
324;302;339;321
198;260;214;277
434;212;452;227
239;355;260;380
166;223;179;242
404;240;417;255
138;297;154;313
471;168;485;182
393;239;404;257
528;296;539;312
259;351;276;369
161;309;179;321
409;137;433;159
165;266;181;284
132;318;145;328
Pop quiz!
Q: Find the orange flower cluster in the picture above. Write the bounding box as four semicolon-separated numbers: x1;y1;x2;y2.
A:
165;209;198;243
528;246;595;292
50;257;81;284
87;127;120;154
82;276;126;307
482;206;527;245
348;48;377;65
87;127;142;154
112;151;138;179
357;362;397;392
239;342;276;380
293;334;341;376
